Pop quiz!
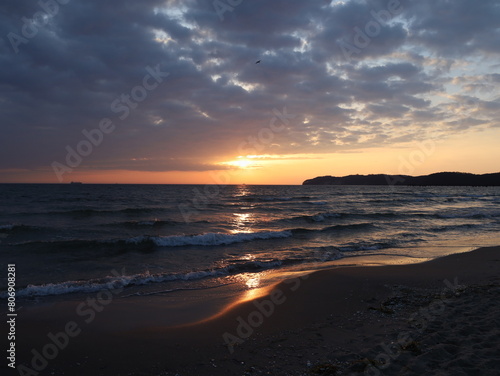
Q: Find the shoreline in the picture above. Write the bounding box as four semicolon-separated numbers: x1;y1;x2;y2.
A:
10;246;500;375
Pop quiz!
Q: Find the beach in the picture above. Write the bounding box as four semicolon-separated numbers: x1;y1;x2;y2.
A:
3;1;500;375
10;245;500;376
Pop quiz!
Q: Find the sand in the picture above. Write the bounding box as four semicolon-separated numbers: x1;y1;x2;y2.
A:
10;246;500;375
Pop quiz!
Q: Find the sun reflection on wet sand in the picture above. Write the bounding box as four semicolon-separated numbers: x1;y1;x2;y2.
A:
224;271;270;304
243;273;260;289
190;268;317;326
189;272;276;325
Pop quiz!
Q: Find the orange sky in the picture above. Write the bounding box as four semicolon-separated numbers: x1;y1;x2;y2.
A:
4;126;498;185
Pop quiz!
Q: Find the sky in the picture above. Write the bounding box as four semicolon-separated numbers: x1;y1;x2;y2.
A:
0;0;499;184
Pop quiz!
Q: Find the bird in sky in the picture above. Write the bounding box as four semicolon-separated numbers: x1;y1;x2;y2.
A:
255;60;261;64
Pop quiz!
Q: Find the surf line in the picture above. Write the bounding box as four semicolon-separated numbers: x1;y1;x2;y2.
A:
16;268;126;376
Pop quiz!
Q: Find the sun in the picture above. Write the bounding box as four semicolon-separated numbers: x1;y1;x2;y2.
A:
221;156;257;169
230;158;252;169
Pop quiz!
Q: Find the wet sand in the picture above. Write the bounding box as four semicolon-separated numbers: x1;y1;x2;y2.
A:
10;246;500;375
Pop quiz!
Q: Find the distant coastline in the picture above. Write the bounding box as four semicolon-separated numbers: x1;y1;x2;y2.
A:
302;172;500;186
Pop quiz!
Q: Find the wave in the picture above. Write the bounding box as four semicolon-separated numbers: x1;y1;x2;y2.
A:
0;269;225;298
281;212;342;223
37;207;161;216
0;224;41;232
278;211;398;224
11;230;293;250
0;252;343;298
291;223;373;234
5;239;417;299
5;236;413;299
105;219;210;228
427;223;479;233
115;219;183;227
310;213;341;222
125;230;293;247
12;223;376;251
126;224;372;247
337;241;397;252
241;196;312;202
278;209;500;224
436;211;500;219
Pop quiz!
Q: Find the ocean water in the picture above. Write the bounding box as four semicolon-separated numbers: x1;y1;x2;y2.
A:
1;184;499;300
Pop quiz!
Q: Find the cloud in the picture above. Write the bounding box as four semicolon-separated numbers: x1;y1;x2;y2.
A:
404;0;500;56
0;0;499;178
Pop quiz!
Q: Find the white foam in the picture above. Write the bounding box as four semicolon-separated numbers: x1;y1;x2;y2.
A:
0;269;227;298
126;230;293;247
5;279;125;298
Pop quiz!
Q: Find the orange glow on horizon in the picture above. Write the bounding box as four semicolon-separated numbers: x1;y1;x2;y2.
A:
1;128;499;184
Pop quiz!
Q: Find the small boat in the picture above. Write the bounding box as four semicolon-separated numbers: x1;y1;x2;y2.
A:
70;181;83;185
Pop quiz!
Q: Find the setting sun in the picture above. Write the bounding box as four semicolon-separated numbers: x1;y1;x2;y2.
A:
221;156;259;169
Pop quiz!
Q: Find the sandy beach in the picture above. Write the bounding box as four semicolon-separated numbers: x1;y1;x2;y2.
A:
3;1;500;375
10;246;500;376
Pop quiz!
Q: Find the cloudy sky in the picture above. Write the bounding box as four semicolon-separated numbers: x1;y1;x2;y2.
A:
1;0;499;184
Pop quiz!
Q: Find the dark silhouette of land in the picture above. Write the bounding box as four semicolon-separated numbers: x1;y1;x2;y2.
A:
302;172;500;186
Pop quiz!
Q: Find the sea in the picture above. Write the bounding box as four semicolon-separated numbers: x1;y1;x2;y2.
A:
1;184;499;301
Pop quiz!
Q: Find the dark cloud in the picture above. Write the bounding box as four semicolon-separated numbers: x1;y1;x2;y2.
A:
0;0;499;179
404;0;500;56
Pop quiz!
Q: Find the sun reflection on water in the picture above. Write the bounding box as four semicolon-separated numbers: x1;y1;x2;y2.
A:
234;184;251;197
231;212;255;233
